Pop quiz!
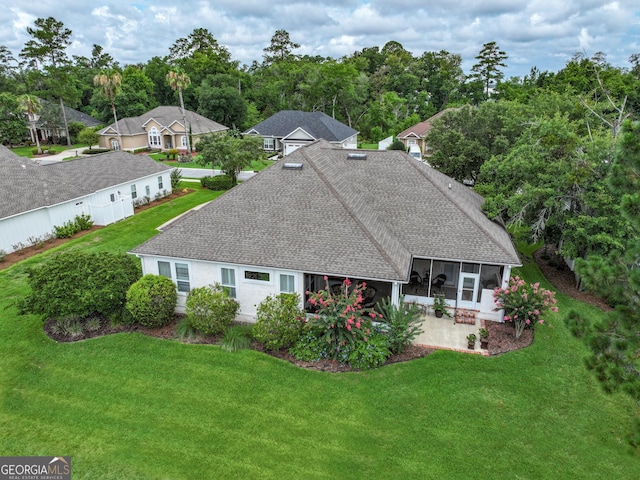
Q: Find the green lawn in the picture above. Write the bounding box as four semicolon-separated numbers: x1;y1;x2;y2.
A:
11;143;91;158
0;189;638;479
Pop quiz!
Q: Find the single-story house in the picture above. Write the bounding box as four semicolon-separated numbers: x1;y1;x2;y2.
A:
130;139;520;323
397;108;460;157
0;146;173;254
97;106;228;152
243;110;358;156
27;100;102;145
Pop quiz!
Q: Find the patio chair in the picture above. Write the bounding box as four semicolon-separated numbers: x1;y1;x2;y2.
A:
431;274;447;293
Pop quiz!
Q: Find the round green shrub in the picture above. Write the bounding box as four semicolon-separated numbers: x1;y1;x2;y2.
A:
200;175;233;191
185;284;239;335
253;293;308;351
126;274;178;327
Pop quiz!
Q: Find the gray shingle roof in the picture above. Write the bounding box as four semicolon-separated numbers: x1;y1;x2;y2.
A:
132;140;520;282
244;110;358;142
99;106;227;136
0;146;172;219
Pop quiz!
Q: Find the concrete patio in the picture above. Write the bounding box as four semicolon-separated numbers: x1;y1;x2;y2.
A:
413;311;489;355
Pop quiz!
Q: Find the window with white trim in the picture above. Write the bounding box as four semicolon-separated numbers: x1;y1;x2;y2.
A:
111;139;120;150
221;267;236;298
280;274;295;293
175;263;190;292
145;185;151;196
263;137;275;150
131;184;137;199
158;176;163;189
181;135;187;147
158;261;172;279
148;127;161;148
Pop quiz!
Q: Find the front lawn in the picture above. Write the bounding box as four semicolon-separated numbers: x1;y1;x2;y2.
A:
0;190;638;479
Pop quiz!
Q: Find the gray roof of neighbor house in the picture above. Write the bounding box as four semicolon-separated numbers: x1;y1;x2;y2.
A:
98;106;228;137
0;146;173;220
132;140;520;282
244;110;358;142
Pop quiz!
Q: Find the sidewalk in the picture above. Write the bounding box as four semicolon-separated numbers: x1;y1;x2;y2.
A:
32;145;99;164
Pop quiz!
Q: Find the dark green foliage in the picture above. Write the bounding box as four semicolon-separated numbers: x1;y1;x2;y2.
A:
200;175;233;191
125;274;178;328
253;293;307;351
74;213;94;230
376;296;424;353
221;325;253;352
18;251;142;321
564;309;590;338
54;214;94;238
170;168;182;189
346;333;391;370
388;139;405;151
185;284;239;335
289;330;391;370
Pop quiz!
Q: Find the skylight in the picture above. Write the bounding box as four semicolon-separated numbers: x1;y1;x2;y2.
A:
282;163;303;170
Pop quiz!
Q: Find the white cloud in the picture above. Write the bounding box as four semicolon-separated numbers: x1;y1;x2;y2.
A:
1;0;639;77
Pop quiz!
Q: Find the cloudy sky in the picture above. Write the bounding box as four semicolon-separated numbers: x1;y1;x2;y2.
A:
2;1;639;78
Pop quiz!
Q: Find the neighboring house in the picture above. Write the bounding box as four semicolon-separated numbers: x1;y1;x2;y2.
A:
131;139;521;324
397;108;460;157
97;106;228;152
27;100;102;145
0;146;173;254
243;110;358;156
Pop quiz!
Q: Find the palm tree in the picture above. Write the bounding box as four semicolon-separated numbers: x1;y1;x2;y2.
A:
93;68;122;150
18;94;42;154
166;69;192;154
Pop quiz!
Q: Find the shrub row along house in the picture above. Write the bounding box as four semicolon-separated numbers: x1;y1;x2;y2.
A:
131;139;520;321
0;146;173;254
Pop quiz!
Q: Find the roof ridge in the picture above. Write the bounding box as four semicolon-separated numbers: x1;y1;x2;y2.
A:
302;144;409;278
408;160;520;263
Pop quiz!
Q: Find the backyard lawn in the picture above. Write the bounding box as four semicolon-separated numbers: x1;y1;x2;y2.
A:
0;187;638;479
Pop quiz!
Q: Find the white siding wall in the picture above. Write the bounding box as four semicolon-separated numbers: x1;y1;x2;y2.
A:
138;255;304;322
0;172;171;254
0;209;53;253
343;134;358;149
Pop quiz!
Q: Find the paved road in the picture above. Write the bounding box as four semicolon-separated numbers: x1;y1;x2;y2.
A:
175;167;257;181
31;148;257;180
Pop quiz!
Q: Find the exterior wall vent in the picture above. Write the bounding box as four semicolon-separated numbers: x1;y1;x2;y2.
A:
282;162;303;170
347;153;367;160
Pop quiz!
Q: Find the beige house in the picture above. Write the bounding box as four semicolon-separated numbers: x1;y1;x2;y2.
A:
397;108;460;157
98;106;228;152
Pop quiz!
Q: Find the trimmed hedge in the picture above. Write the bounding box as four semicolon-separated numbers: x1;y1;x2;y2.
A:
17;251;142;321
200;175;234;191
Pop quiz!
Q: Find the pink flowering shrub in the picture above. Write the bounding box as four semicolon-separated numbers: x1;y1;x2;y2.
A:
493;276;558;338
304;277;382;360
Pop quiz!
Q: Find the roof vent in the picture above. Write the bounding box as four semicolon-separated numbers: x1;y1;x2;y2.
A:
347;153;367;160
282;162;303;170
